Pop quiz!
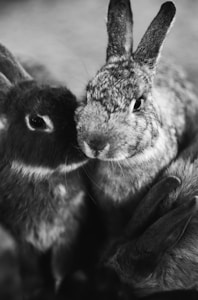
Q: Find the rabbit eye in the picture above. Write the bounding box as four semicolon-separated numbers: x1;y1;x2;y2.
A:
134;98;144;111
130;97;144;113
29;115;46;129
25;114;54;133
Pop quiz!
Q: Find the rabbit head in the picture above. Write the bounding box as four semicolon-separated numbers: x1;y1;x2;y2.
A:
0;43;87;179
105;177;198;294
76;1;176;161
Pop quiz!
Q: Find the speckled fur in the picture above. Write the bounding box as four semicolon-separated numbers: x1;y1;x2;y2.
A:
76;1;198;234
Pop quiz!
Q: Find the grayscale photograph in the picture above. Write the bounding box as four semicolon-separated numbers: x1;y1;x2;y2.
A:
0;1;198;299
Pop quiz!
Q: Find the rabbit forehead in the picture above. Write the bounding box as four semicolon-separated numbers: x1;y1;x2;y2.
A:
87;61;151;111
6;83;76;117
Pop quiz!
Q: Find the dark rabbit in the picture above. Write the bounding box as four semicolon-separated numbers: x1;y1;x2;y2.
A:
75;0;198;233
105;148;198;294
0;42;88;290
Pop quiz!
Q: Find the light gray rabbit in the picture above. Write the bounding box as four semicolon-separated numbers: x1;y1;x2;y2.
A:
104;135;198;294
75;0;198;226
0;42;88;290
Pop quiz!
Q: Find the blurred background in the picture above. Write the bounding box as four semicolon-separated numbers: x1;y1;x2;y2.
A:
0;0;197;97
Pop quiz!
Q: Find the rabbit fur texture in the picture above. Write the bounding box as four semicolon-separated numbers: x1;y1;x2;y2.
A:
0;42;88;287
75;0;198;238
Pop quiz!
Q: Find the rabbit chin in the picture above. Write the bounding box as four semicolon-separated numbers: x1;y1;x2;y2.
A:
11;160;87;181
84;151;128;162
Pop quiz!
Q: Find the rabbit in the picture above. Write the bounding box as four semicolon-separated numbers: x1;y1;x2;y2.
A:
75;0;198;236
103;174;198;295
0;41;89;292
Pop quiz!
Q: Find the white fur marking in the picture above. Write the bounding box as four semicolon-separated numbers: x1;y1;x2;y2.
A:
11;160;88;180
58;160;88;173
0;228;16;252
72;191;84;207
0;116;8;131
54;184;67;198
11;162;54;179
41;115;54;132
83;141;95;158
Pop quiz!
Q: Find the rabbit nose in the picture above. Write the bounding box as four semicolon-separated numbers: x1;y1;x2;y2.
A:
88;137;109;153
83;137;110;158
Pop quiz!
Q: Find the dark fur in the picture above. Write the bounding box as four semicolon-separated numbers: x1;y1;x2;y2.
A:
104;135;198;294
0;226;21;300
0;81;84;168
0;42;88;293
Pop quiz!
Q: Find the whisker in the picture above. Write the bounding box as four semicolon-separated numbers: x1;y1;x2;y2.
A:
82;164;102;193
78;58;91;79
117;160;124;179
64;155;69;191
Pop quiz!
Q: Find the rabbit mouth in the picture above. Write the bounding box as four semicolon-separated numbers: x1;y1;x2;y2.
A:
82;140;130;161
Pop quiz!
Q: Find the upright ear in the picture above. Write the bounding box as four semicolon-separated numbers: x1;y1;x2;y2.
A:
125;176;181;239
134;2;176;69
0;73;12;93
0;43;32;85
136;197;198;259
106;0;133;62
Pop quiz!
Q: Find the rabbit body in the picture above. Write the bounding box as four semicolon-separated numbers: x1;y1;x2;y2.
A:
0;43;88;287
104;137;198;294
149;139;198;291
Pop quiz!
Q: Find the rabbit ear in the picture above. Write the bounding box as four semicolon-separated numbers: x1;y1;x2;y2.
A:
106;0;133;62
0;43;32;84
134;2;176;69
125;176;181;239
136;197;198;258
0;73;12;93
